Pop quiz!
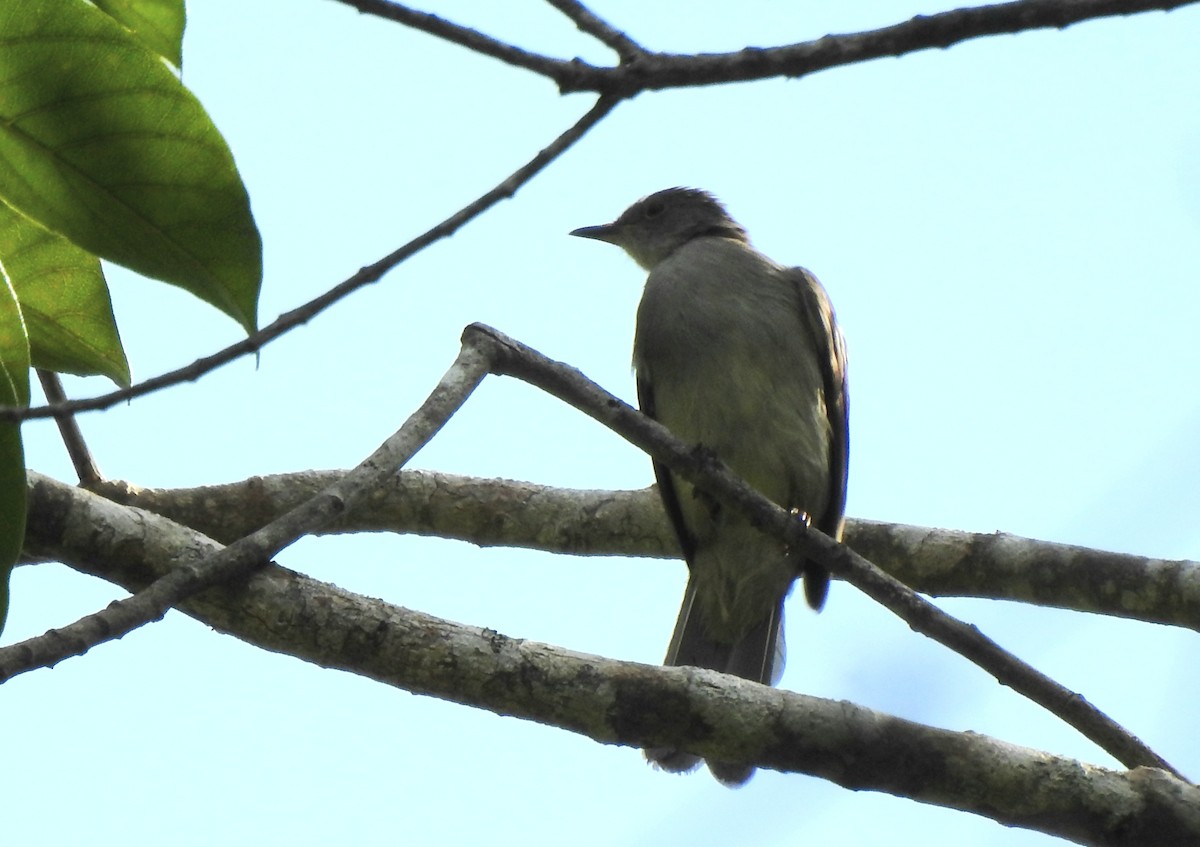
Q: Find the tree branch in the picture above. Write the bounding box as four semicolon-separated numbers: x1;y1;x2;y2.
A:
850;519;1200;632
11;326;1186;777
329;0;569;77
81;471;1200;632
551;0;1200;94
333;0;1200;94
463;323;1183;777
0;343;492;681
35;370;102;485
543;0;645;60
19;473;1200;845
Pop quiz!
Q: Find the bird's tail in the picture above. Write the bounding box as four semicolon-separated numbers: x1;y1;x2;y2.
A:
644;577;784;786
803;561;830;610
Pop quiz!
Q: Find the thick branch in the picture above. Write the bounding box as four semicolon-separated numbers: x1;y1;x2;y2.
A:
19;473;1200;846
87;471;672;554
84;472;1200;631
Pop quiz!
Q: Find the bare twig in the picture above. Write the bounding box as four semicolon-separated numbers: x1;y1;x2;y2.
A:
462;323;1184;779
0;344;492;682
35;370;102;485
0;95;618;424
328;0;567;76
543;0;645;59
20;472;1200;845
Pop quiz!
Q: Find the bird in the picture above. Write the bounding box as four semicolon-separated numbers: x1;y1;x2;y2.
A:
570;188;849;785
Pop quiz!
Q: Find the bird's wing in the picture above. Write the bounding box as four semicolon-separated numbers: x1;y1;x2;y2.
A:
789;266;850;540
637;374;697;568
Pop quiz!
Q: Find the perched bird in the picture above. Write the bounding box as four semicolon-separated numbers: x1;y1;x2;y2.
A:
571;188;848;785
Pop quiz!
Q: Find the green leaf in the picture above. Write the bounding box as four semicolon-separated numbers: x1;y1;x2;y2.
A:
0;202;131;387
0;267;28;637
94;0;186;68
0;266;29;407
0;0;261;333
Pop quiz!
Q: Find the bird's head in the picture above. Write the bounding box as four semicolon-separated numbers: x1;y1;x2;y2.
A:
570;187;747;270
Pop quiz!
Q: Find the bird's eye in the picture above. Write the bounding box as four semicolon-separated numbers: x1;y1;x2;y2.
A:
643;201;665;219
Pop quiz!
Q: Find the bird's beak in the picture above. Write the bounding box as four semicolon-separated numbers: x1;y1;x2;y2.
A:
569;222;621;244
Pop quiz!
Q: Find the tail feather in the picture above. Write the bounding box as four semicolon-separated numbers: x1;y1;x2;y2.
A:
803;562;830;611
662;578;732;673
723;609;785;686
644;578;785;785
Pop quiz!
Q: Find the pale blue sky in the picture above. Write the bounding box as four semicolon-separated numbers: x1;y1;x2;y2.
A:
5;2;1200;845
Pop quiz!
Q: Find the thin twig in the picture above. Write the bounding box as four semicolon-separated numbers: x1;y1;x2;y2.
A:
0;344;492;682
543;0;645;59
35;370;102;485
330;0;568;77
463;323;1185;779
0;96;618;425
